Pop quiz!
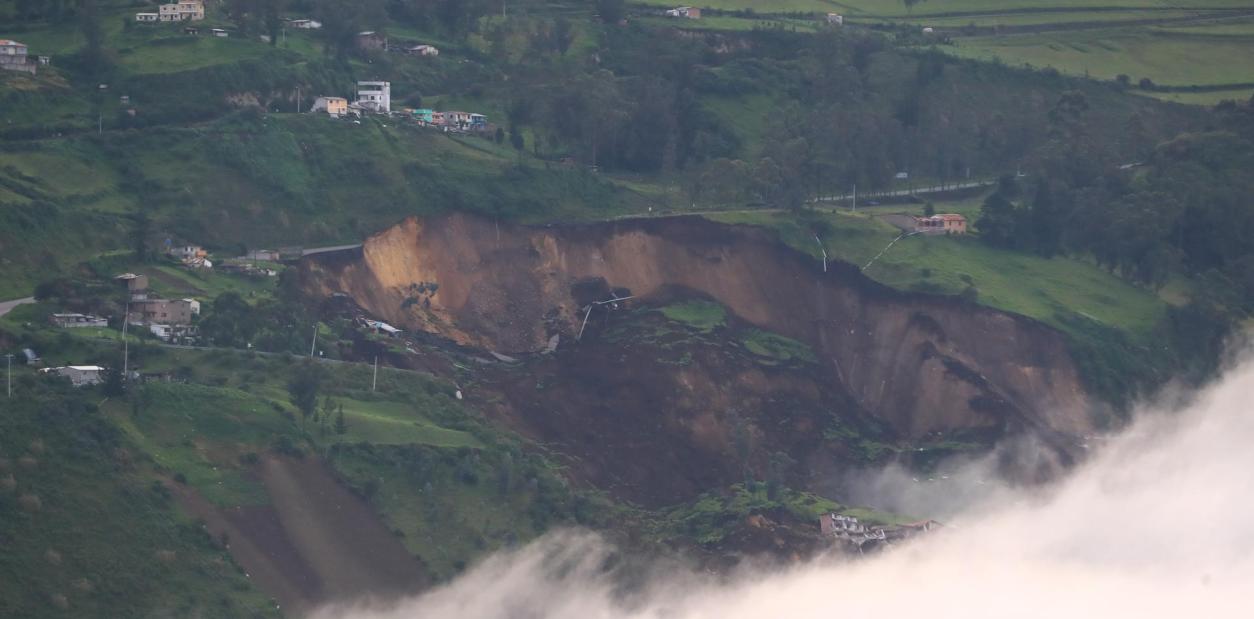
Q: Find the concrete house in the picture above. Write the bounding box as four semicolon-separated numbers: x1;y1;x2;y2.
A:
665;6;701;18
914;213;967;235
826;13;843;25
355;31;387;52
149;323;198;344
42;366;105;387
355;81;391;113
169;244;206;261
405;44;439;56
136;12;160;22
131;298;195;325
288;19;322;29
210;28;228;37
312;96;349;117
412;108;435;125
115;273;151;301
0;40;36;75
159;1;205;22
50;313;109;328
820;513;866;537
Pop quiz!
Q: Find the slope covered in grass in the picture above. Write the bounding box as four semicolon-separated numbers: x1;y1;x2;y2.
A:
0;387;275;618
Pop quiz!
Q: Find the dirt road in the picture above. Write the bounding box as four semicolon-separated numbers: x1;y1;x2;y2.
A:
0;297;34;319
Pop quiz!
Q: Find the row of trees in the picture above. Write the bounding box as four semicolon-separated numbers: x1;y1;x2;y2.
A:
974;92;1254;328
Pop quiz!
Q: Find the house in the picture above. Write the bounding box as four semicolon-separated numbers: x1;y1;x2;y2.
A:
311;96;349;117
183;26;200;35
183;298;201;315
149;323;199;344
210;28;228;37
355;31;387;52
412;108;435;125
50;313;109;328
159;1;204;22
363;319;402;338
288;19;321;29
168;244;207;261
21;348;40;366
245;249;281;262
922;26;935;34
914;213;967;235
42;366;105;387
444;111;474;131
431;111;447;127
0;40;36;75
115;273;150;300
665;7;701;19
355;81;391;114
130;298;195;325
404;44;439;56
826;13;843;25
820;513;866;537
469;113;488;130
136;12;160;22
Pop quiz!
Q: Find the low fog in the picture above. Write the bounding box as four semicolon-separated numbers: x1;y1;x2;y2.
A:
313;355;1254;619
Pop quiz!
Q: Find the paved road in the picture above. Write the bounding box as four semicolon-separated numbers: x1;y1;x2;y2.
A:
814;179;995;203
302;244;361;256
0;296;34;319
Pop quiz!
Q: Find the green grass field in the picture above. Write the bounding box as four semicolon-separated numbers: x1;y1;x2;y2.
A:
0;392;277;618
950;26;1254;87
708;206;1168;342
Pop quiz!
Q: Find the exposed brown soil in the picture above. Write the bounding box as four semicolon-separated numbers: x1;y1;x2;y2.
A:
301;213;1094;445
168;455;426;617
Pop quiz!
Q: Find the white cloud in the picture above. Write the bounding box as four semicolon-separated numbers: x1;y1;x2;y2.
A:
313;355;1254;619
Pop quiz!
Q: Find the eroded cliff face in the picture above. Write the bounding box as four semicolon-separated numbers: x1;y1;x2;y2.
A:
300;213;1093;440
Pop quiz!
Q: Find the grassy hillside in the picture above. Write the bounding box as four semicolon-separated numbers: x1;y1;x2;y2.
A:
0;112;636;298
708;206;1168;341
0;387;277;618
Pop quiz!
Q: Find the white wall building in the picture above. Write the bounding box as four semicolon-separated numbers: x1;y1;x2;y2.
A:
42;366;105;387
159;1;205;22
0;39;36;75
355;81;391;114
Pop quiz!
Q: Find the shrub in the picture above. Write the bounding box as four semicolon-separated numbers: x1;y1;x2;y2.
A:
19;493;42;512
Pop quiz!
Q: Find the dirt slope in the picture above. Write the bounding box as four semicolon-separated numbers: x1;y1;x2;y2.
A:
300;213;1093;441
170;456;426;616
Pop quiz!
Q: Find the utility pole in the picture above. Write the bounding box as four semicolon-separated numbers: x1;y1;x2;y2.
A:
309;324;318;358
852;183;857;213
122;301;130;383
5;353;13;398
372;356;378;392
296;86;301;114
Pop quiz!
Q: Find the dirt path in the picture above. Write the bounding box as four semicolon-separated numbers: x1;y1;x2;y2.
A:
259;456;427;603
169;456;427;617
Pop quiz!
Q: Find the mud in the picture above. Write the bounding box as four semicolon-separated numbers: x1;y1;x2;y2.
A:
302;213;1094;443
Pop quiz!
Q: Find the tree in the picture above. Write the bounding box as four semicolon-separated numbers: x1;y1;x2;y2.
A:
923;202;935;217
334;403;348;434
494;127;505;145
131;209;152;263
287;362;324;428
78;0;109;77
553;17;575;56
596;0;624;24
976;178;1021;248
263;0;286;46
509;126;525;162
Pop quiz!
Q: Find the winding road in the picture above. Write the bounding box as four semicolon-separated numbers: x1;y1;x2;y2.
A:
0;297;34;319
